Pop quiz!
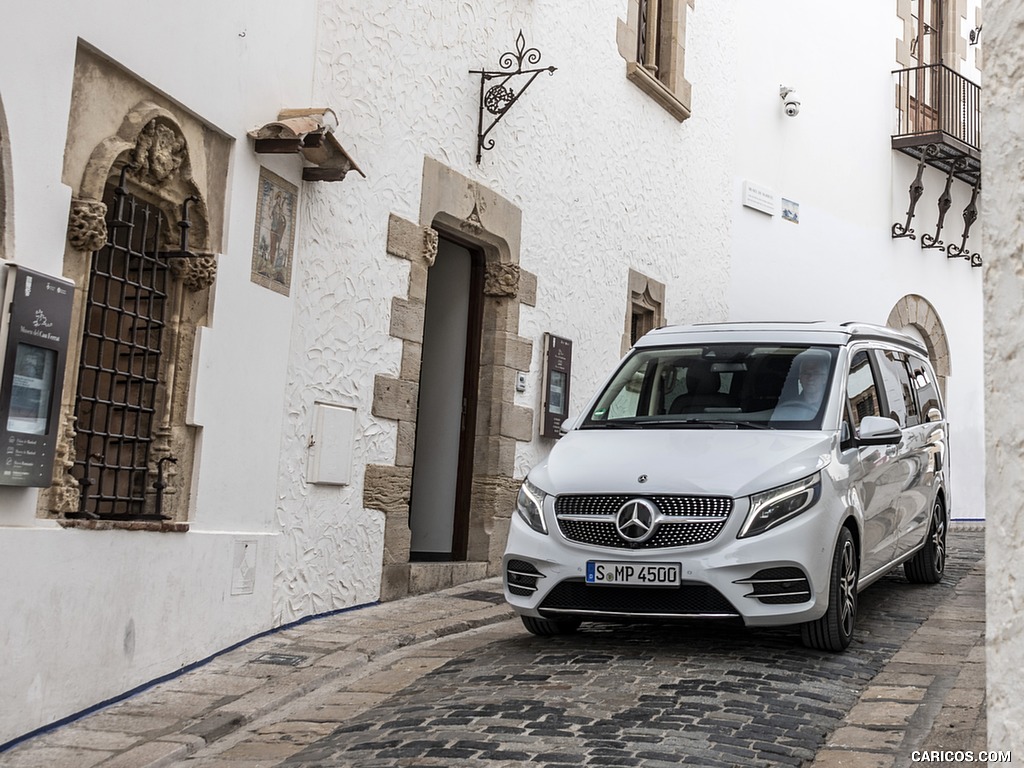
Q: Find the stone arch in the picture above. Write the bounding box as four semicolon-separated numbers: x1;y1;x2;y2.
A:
366;156;538;600
886;294;951;396
75;101;211;257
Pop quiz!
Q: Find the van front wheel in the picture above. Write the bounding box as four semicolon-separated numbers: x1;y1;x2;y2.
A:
801;527;858;652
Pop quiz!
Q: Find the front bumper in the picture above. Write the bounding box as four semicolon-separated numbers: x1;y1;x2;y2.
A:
503;495;841;628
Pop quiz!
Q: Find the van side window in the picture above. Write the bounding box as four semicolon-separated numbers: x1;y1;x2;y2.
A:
846;350;882;433
909;356;940;417
874;350;921;427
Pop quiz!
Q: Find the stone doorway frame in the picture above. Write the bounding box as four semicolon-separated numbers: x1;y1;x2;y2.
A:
364;157;538;601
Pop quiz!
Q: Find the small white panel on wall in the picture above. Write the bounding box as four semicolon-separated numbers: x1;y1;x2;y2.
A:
308;403;356;485
742;181;778;215
231;538;257;596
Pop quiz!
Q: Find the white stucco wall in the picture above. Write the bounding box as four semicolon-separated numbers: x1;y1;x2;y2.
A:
983;0;1023;754
0;0;995;747
270;0;738;621
0;1;317;743
728;1;986;521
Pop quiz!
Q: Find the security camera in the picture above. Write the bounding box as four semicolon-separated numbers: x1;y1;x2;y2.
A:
780;86;800;117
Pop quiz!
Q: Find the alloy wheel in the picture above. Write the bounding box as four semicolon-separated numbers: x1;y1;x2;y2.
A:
930;502;947;574
838;538;857;638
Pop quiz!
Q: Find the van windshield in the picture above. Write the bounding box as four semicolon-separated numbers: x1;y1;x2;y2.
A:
583;344;838;430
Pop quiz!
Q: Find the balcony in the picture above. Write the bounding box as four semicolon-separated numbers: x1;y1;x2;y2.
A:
892;64;981;187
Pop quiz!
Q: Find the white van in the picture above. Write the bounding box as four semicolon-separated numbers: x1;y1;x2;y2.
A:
503;322;949;651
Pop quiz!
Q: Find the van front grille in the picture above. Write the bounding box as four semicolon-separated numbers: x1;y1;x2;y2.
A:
555;495;732;549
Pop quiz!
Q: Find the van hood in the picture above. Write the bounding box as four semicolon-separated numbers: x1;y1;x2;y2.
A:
530;428;836;499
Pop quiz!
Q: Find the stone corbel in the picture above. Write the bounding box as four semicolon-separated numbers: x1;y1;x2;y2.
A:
484;262;520;297
169;254;218;292
250;108;366;182
67;198;108;252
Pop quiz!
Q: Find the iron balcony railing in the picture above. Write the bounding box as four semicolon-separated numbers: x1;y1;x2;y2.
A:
893;63;980;155
891;64;982;266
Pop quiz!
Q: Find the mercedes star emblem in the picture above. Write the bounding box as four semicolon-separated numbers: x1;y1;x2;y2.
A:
614;498;659;544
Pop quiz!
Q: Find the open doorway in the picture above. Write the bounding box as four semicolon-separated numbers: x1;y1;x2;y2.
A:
408;235;484;561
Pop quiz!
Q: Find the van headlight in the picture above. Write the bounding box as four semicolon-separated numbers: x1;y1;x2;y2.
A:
516;478;549;535
739;473;822;538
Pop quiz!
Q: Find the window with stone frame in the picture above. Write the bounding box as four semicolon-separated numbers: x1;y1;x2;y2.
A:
52;98;222;527
623;269;666;355
618;0;694;121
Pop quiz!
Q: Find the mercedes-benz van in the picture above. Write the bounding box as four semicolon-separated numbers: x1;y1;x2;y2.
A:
503;322;949;651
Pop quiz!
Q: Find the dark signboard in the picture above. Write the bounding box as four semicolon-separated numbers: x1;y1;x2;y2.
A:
540;333;572;439
0;265;75;487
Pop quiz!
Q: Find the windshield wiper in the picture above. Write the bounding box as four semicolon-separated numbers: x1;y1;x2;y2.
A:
580;419;644;429
728;420;773;430
637;418;774;430
634;418;726;429
583;418;773;430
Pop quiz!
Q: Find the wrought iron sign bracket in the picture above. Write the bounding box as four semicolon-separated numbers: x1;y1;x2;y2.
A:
470;31;556;163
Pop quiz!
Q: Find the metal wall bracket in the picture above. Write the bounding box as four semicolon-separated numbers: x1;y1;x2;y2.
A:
947;181;982;267
470;31;556;163
921;157;966;251
892;145;937;239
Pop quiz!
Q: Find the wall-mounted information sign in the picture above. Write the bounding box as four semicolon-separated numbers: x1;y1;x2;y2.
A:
540;333;572;439
0;264;75;487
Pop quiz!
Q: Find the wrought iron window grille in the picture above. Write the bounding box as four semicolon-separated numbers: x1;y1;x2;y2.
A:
70;167;196;520
470;31;556;163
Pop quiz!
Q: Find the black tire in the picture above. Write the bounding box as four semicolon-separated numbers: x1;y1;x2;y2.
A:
520;615;582;636
801;527;858;652
904;498;947;584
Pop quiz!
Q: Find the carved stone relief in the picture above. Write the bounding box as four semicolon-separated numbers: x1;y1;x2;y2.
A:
127;120;188;187
67;198;108;252
170;254;218;292
484;262;520;297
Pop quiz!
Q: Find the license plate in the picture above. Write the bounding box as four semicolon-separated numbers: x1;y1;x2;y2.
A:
585;561;681;587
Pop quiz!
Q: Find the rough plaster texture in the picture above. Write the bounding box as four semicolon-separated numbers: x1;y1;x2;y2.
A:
269;0;735;619
983;0;1024;754
0;0;318;743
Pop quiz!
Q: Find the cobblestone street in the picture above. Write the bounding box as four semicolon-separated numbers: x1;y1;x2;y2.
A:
1;529;984;768
267;531;984;768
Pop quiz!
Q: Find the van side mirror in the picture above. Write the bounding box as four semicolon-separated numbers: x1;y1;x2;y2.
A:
559;414;578;436
857;415;902;446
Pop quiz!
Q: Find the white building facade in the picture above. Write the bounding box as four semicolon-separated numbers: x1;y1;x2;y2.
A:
0;0;986;746
728;0;986;524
